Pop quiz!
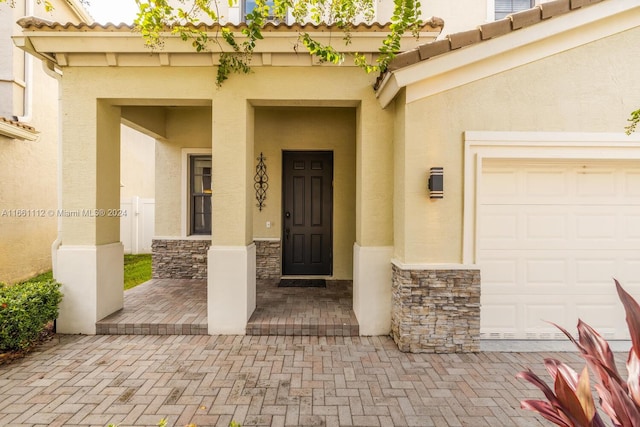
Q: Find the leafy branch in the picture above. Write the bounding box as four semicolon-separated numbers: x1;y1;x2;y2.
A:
132;0;425;86
0;0;55;12
626;108;640;135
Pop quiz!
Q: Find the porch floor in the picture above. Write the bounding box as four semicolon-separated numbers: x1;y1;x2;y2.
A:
96;279;208;335
96;278;359;336
246;279;359;336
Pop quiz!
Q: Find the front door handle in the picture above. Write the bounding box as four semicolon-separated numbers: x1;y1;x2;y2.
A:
285;211;291;219
285;228;290;240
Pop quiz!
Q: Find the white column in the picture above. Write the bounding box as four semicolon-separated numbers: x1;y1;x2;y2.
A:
56;243;124;334
54;98;123;334
208;244;256;334
353;243;393;335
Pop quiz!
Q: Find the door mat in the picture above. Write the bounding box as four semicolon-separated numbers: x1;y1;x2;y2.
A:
278;279;326;288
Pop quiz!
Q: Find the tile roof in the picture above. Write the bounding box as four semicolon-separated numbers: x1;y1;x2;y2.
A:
0;116;36;133
376;0;607;89
17;16;444;34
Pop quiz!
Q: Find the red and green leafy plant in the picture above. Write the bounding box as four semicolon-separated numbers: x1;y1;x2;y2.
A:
517;279;640;426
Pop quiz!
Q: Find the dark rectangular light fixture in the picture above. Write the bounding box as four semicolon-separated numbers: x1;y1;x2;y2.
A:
428;167;444;198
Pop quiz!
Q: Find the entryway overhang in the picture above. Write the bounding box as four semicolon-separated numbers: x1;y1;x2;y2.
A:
13;18;443;72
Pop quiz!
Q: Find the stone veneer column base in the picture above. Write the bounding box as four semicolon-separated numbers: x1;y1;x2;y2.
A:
391;263;481;353
152;239;211;279
255;239;281;279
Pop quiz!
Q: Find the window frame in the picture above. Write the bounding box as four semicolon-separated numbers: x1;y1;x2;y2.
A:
189;155;212;235
181;148;212;237
492;0;536;20
242;0;277;22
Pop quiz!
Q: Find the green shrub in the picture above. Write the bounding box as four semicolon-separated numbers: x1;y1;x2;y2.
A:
0;280;62;352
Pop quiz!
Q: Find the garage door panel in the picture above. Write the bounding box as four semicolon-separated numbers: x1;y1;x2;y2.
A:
575;213;616;240
576;303;620;340
621;261;640;286
481;303;518;338
624;215;640;239
525;304;568;338
483;170;519;197
526;259;567;286
526;171;568;197
576;170;616;197
526;214;567;240
479;210;518;241
625;172;640;196
479;159;639;340
481;211;638;250
481;259;518;285
576;259;618;284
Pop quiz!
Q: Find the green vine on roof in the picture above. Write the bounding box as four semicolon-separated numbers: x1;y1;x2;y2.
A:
626;108;640;135
132;0;423;86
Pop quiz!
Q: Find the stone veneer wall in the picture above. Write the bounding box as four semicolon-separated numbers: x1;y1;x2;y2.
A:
391;264;481;353
152;239;211;280
255;240;281;279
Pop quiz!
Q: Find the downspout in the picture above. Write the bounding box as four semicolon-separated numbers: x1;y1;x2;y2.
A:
17;0;33;122
41;60;64;279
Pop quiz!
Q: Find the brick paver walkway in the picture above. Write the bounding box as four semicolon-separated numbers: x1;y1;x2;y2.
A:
1;334;622;427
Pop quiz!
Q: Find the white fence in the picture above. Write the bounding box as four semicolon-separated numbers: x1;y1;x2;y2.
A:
120;197;155;254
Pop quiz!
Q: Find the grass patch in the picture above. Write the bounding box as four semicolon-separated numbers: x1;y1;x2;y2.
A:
124;254;152;290
17;254;152;291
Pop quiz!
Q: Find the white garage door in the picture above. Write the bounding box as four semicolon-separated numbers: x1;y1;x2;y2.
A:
479;159;640;340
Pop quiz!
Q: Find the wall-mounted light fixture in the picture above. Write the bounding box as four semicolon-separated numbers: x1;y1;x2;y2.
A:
428;167;443;198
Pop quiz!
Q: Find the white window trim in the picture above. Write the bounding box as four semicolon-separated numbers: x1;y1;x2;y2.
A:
463;131;640;265
181;148;212;238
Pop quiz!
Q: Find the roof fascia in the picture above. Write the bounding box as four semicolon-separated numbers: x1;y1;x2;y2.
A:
15;25;441;55
0;121;39;141
377;0;640;107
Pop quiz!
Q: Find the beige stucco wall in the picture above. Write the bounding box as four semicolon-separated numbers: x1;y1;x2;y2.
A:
253;107;356;279
58;64;393;279
58;66;216;245
216;66;394;279
155;107;211;236
395;26;640;264
0;0;84;283
120;124;155;199
392;91;407;263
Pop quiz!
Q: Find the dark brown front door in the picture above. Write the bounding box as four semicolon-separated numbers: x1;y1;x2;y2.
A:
282;151;333;276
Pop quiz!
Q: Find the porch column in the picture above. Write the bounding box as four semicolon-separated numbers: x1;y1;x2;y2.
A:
353;101;394;335
55;99;124;334
207;96;256;334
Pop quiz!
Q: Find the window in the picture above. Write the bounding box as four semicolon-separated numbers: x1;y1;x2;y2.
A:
243;0;275;21
190;155;212;235
495;0;535;20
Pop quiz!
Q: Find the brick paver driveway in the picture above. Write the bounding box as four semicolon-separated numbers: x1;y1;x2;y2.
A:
0;334;614;427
